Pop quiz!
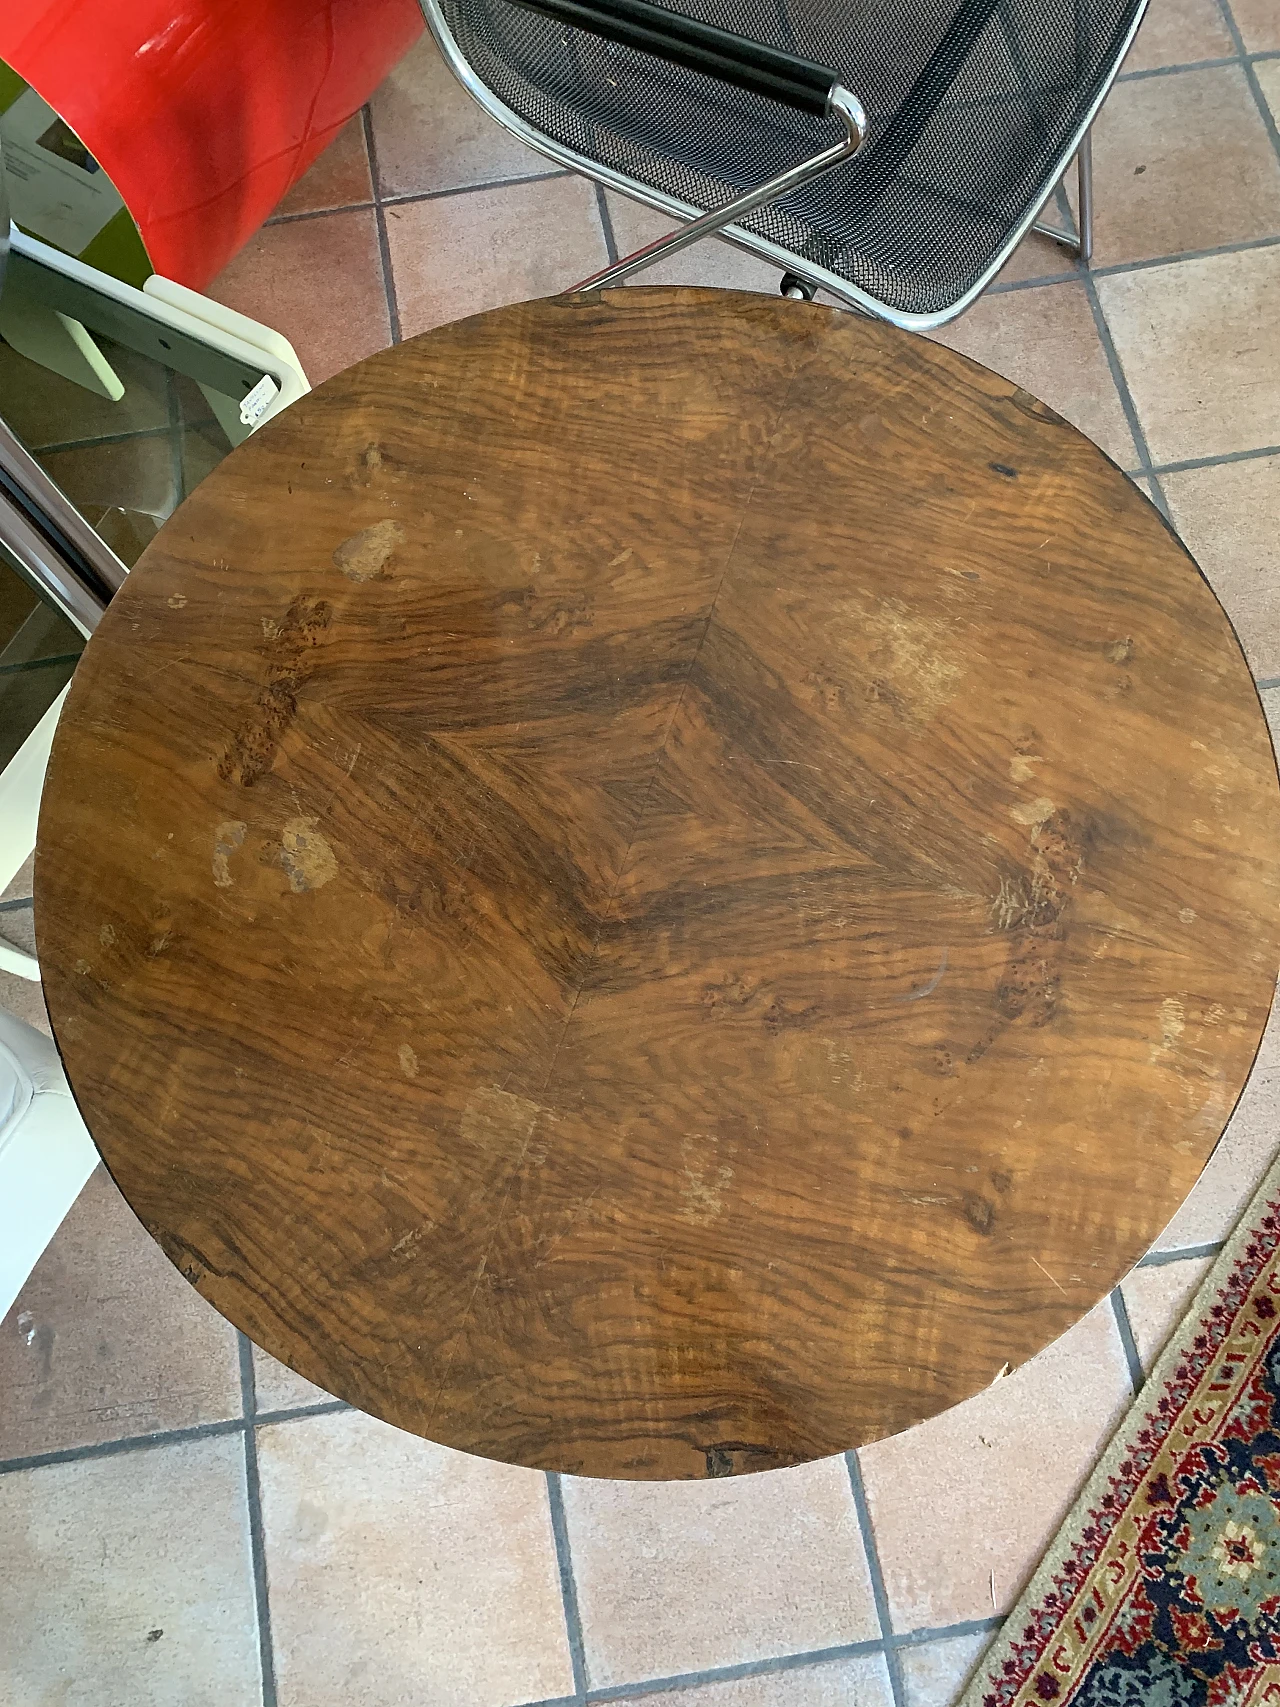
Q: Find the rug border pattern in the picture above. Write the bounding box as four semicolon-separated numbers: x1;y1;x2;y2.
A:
957;1150;1280;1707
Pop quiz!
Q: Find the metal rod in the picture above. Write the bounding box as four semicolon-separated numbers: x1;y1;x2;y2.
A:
1031;127;1093;259
0;418;127;604
1030;216;1078;250
1076;129;1093;265
0;486;107;639
0;419;126;637
566;85;866;292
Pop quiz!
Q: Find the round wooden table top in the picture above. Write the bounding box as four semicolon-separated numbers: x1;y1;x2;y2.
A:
38;287;1280;1479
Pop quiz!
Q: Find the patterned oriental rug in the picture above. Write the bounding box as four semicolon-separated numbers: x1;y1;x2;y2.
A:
961;1154;1280;1707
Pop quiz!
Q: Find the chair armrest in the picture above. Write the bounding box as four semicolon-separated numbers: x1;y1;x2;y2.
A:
508;0;842;117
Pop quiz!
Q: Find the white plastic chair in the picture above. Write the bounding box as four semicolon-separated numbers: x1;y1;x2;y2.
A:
0;1006;98;1321
0;689;91;1318
0;685;64;982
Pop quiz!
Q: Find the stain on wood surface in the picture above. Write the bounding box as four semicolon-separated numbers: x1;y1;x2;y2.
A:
36;288;1280;1478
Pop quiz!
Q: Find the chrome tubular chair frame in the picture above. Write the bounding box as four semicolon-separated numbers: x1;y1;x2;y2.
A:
419;0;1144;329
0;417;123;641
572;82;867;291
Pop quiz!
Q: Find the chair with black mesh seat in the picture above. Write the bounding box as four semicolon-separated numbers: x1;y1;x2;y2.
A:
420;0;1146;328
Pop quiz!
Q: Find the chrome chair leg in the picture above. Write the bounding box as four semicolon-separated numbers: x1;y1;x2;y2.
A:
1076;129;1094;263
1032;126;1093;261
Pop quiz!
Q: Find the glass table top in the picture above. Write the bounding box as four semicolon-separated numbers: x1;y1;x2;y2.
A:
0;328;234;769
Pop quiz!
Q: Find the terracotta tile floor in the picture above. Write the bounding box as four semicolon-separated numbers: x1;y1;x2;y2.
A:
4;5;1280;1703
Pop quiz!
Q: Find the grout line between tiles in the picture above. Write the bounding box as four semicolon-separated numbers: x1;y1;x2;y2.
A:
28;417;223;460
890;1615;1005;1650
1138;1241;1225;1267
254;1398;353;1426
0;896;34;913
239;1336;279;1707
363;106;404;346
1115;45;1280;80
1077;267;1170;516
375;201;403;346
0;1396;352;1477
0;653;82;678
1109;1285;1145;1394
1148;442;1280;478
1088;231;1280;276
380;168;573;209
1241;59;1280;168
594;182;620;265
844;1450;907;1707
1216;0;1280;170
0;1416;247;1476
1116;55;1240;80
581;1638;889;1703
538;1617;1010;1707
265;199;377;228
1257;676;1280;692
984;232;1280;296
546;1473;590;1700
362;98;381;201
986;265;1082;296
30;421;181;458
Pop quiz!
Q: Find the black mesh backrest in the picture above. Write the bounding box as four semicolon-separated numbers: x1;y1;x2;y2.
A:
435;0;1142;319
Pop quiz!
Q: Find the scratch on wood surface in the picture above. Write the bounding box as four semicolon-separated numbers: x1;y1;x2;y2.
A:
143;654;189;686
901;947;948;1002
1030;1255;1067;1296
534;1185;604;1268
461;1087;555;1160
426;1154;533;1426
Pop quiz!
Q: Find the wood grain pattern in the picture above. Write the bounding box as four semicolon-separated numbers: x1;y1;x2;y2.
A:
36;287;1280;1479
